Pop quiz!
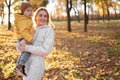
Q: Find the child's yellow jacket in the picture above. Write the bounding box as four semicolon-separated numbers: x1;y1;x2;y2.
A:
14;14;34;43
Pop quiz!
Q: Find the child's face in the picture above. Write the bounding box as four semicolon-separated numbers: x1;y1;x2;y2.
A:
36;10;48;26
23;7;33;17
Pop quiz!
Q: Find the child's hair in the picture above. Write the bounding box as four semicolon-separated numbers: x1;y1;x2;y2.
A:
33;7;49;25
20;2;33;15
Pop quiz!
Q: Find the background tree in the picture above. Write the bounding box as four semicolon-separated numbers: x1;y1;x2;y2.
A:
72;0;80;22
5;0;12;30
112;1;118;19
66;0;72;32
0;2;4;25
104;0;112;21
29;0;48;10
95;0;101;22
84;0;87;32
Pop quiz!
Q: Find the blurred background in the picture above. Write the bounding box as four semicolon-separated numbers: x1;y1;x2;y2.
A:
0;0;120;80
0;0;120;31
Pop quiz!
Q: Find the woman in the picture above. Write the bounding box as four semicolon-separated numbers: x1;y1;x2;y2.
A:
17;7;54;80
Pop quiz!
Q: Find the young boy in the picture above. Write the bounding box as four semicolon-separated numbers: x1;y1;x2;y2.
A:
14;2;34;76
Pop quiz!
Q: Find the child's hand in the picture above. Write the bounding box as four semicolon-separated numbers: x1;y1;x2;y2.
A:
16;43;21;52
29;39;33;44
19;44;25;52
16;42;25;52
20;39;26;46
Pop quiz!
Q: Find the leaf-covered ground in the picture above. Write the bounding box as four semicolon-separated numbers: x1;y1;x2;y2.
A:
0;21;120;80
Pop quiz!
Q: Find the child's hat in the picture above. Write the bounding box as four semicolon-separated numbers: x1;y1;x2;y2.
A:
20;2;32;14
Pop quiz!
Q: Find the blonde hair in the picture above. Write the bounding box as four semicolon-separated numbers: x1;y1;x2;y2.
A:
33;7;49;26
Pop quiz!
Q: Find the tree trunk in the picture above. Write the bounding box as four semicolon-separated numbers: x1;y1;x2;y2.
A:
1;13;4;25
106;8;110;21
5;0;11;30
67;10;71;32
66;0;72;32
101;0;105;22
114;8;117;19
8;4;11;30
96;10;100;23
105;0;110;21
0;3;4;25
84;0;87;32
77;11;80;22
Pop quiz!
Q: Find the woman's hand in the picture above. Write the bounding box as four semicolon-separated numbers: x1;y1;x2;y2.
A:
19;44;25;52
16;42;26;52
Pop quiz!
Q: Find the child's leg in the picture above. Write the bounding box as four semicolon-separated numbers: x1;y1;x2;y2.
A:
19;51;31;65
15;38;31;76
15;52;31;76
17;38;31;65
16;54;21;65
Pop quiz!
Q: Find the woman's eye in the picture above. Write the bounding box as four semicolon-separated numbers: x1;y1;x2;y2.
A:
27;9;31;12
44;15;47;18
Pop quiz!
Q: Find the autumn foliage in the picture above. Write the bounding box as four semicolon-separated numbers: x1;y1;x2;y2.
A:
0;21;120;80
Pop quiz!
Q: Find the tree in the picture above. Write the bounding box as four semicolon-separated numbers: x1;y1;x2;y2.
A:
72;0;80;22
5;0;11;30
104;0;112;21
94;0;101;22
0;2;4;25
112;1;119;19
66;0;72;32
29;0;48;10
84;0;87;32
95;0;111;22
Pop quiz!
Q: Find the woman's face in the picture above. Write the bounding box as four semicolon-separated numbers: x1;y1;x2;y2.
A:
36;10;48;26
